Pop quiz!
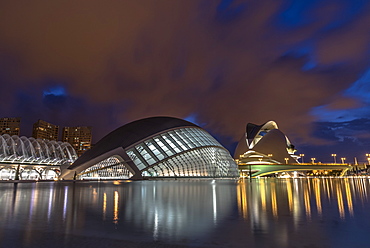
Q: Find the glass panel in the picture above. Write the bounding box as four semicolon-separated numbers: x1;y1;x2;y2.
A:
169;131;189;150
161;134;182;153
154;136;174;156
135;145;155;166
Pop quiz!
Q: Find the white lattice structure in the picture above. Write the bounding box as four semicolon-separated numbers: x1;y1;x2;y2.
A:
0;134;77;165
0;134;78;180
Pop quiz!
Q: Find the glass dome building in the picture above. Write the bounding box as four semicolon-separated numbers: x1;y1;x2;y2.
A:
60;117;239;180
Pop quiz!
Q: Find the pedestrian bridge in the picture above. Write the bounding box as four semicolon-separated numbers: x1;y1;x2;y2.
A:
238;163;352;177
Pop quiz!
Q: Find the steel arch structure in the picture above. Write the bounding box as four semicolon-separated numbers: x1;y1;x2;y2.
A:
0;134;77;165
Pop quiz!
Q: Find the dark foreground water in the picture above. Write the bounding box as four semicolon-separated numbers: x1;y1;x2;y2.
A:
0;178;370;248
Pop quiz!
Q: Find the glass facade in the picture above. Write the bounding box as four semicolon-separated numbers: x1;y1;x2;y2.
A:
82;127;239;179
79;157;133;179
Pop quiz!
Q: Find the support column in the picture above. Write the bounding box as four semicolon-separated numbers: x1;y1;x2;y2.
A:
14;164;21;180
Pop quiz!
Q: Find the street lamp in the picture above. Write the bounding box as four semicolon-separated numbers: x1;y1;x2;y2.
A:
311;158;316;164
366;154;370;165
341;157;346;164
331;154;337;164
299;154;305;163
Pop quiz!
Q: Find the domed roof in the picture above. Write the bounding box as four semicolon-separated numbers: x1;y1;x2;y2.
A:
71;116;198;168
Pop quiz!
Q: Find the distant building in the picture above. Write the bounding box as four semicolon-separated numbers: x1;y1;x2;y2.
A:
234;120;299;165
32;119;59;141
0;117;21;136
62;126;92;157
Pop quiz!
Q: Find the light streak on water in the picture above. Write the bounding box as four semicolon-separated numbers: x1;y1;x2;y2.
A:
344;179;353;216
113;190;119;224
63;186;68;221
103;192;107;221
336;184;345;219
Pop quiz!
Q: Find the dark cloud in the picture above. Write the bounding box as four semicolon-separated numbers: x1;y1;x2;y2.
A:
300;118;370;163
0;0;369;157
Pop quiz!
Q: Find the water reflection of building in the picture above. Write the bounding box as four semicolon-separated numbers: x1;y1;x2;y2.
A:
236;178;358;226
0;180;237;243
1;179;370;247
119;180;237;240
235;178;368;247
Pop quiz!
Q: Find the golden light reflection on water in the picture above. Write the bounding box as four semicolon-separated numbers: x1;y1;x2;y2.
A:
304;183;311;219
237;181;248;219
314;179;322;216
286;180;293;213
1;179;370;247
103;192;107;221
237;178;360;222
336;184;345;219
344;179;353;216
113;191;119;224
271;182;278;218
260;180;266;212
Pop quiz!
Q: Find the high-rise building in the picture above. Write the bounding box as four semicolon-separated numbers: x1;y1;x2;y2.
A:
32;119;59;141
62;126;92;156
0;117;21;136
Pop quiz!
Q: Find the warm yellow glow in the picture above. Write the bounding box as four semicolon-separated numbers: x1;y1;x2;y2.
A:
260;180;266;211
344;179;353;216
103;192;107;221
304;184;311;219
237;182;248;220
113;191;119;224
314;179;322;215
336;184;345;219
325;179;331;199
286;180;293;213
271;182;278;218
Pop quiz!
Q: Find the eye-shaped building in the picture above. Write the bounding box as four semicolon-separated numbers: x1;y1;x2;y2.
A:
60;116;239;180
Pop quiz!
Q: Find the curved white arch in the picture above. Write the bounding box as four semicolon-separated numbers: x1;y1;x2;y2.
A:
0;136;9;159
0;135;78;165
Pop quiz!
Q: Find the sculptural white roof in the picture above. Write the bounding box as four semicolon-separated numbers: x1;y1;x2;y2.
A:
234;121;298;164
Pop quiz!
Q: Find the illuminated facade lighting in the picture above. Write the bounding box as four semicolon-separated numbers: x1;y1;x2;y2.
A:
0;117;21;136
60;117;239;180
234;121;299;165
32;119;59;141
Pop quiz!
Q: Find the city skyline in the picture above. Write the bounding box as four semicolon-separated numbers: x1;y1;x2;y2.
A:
0;1;369;163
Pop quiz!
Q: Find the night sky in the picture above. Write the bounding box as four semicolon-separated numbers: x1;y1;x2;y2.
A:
1;0;370;163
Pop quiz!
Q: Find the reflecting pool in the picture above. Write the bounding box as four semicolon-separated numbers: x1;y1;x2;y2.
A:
0;178;370;247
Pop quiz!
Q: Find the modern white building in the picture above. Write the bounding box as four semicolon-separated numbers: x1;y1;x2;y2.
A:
0;134;77;180
234;121;300;165
60;116;239;180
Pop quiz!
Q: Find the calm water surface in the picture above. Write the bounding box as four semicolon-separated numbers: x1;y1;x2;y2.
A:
0;178;370;247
